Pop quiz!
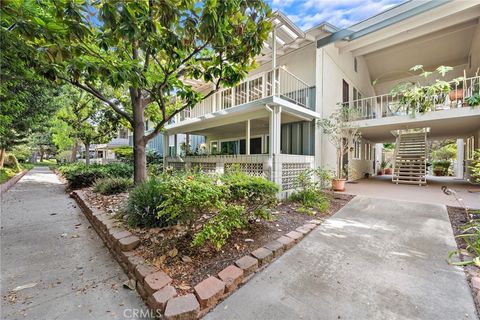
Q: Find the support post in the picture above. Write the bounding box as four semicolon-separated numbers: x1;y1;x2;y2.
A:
246;119;251;155
456;138;464;179
174;134;178;157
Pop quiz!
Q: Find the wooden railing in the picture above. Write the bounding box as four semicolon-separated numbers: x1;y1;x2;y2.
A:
342;76;480;121
175;67;311;122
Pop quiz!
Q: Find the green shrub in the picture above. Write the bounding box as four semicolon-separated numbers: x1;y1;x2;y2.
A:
113;146;134;164
126;178;175;228
59;163;133;188
147;163;163;177
126;169;279;249
289;168;330;214
93;177;133;195
0;168;17;184
192;205;245;250
433;160;451;176
470;149;480;184
221;167;278;217
4;154;21;172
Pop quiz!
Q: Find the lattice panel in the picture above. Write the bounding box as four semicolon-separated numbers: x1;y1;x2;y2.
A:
168;162;186;171
281;162;311;190
224;163;265;177
191;162;217;173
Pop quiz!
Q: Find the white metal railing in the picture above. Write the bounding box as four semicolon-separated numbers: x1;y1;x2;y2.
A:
176;67;310;122
342;76;480;121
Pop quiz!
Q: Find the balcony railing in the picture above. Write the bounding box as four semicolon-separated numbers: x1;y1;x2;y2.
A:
342;76;480;121
175;67;311;122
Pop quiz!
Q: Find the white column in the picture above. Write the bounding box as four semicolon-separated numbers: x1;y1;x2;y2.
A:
272;106;282;155
456;138;464;179
272;27;277;69
246;120;251;155
163;134;169;168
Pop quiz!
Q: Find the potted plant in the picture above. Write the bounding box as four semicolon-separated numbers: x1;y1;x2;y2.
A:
390;65;455;116
384;162;392;175
318;105;361;192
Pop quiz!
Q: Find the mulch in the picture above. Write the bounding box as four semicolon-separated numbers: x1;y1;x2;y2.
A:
83;189;353;295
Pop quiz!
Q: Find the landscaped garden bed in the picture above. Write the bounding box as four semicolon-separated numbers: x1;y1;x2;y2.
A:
447;205;480;316
82;186;352;294
61;163;353;318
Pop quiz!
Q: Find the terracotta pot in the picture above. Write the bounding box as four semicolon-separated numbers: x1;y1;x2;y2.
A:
332;178;346;191
384;168;392;175
449;88;464;101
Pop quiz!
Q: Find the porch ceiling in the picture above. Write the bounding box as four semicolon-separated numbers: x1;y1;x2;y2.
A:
364;18;479;86
357;110;480;143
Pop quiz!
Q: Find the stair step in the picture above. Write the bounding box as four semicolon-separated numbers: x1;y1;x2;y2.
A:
393;180;427;185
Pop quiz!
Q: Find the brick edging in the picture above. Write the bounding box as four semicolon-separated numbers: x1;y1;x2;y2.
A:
0;170;28;195
70;190;323;319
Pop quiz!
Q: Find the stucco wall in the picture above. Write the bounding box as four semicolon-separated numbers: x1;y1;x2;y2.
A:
315;43;376;175
467;23;480;77
252;43;317;86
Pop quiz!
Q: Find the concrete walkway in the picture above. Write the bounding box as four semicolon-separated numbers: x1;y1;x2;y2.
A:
1;167;149;320
345;175;480;209
206;196;477;320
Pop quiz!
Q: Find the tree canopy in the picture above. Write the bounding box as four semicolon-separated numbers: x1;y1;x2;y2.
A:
2;0;271;183
0;29;60;151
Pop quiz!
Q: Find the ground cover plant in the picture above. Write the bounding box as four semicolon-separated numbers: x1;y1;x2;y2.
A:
92;177;133;195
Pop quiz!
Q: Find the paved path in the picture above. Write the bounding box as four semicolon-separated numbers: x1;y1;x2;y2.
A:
206;196;477;320
345;175;480;209
1;167;149;320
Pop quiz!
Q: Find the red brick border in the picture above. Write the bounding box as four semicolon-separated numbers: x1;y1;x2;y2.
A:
70;190;324;319
0;170;28;196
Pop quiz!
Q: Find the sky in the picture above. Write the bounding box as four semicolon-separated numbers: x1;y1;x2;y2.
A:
266;0;406;30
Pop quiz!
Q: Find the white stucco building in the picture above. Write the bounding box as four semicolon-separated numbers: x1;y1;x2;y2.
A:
162;1;480;195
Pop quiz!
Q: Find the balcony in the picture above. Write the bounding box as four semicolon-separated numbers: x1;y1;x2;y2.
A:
342;76;480;121
175;66;313;123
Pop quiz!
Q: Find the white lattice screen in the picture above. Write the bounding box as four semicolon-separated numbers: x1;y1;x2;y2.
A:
281;162;310;190
224;163;266;177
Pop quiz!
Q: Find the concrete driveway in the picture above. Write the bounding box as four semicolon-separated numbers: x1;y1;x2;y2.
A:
1;167;149;320
206;196;476;320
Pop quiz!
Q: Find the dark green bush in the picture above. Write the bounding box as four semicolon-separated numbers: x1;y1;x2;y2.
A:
126;178;175;228
93;177;133;195
59;163;133;188
433;160;451;176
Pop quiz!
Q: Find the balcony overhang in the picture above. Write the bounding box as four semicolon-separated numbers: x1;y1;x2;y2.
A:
352;107;480;142
164;96;320;135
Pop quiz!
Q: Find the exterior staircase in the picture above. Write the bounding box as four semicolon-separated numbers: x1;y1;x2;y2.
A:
392;130;427;186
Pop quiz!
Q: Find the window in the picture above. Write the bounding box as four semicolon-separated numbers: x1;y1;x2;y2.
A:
220;140;238;155
466;136;475;160
118;128;128;139
145;121;149;131
354;57;358;73
342;80;349;103
364;143;373;160
210;141;218;154
353;140;361;160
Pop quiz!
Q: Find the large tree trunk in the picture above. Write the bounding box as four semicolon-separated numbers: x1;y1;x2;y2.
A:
84;142;90;165
132;90;147;184
0;148;5;169
39;147;45;162
70;140;78;163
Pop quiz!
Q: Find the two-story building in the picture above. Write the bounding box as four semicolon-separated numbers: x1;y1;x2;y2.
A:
160;0;480;196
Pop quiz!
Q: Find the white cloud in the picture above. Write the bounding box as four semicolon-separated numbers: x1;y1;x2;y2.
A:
269;0;404;30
